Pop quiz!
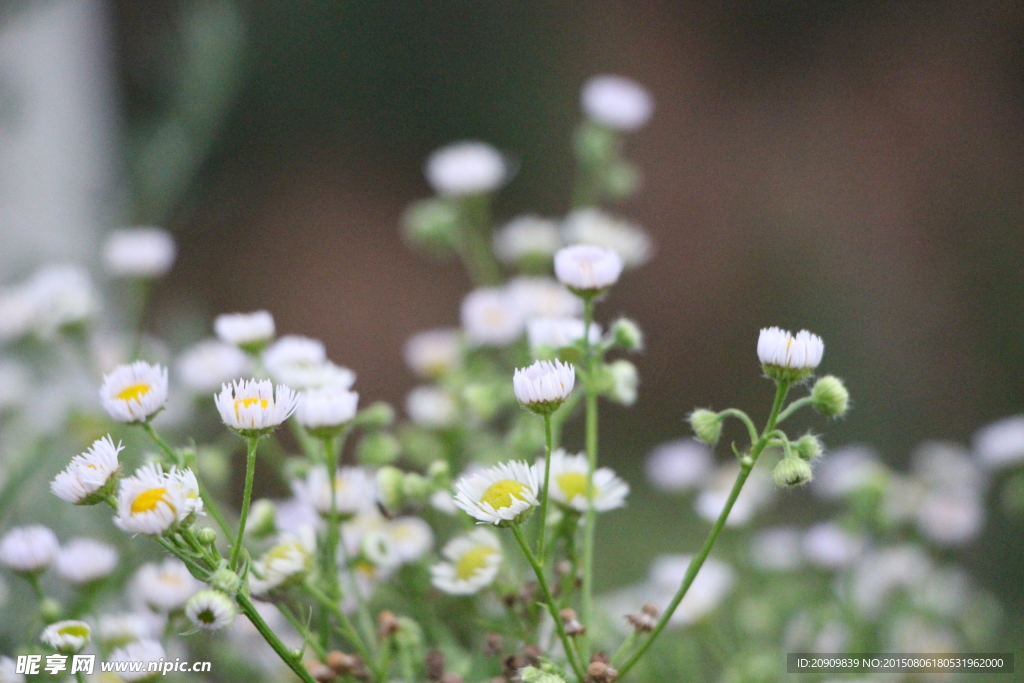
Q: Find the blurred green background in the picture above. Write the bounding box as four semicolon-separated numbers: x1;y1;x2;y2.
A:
6;0;1024;637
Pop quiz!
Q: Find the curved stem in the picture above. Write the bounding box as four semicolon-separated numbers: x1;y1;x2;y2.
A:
278;601;327;660
511;524;587;682
536;414;554;559
230;437;259;569
617;380;790;679
237;593;318;683
775;396;814;425
717;408;758;446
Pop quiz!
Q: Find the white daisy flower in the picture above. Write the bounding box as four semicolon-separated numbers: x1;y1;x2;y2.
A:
802;523;865;568
214;378;299;437
0;525;59;573
972;415;1024;469
453;460;540;526
250;527;316;595
293;466;376;518
460;287;526;347
554;245;623;292
51;435;123;505
214;310;275;351
644;439;714;493
131;558;201;612
102;227;177;278
54;538;118;585
543;449;629;513
430;528;502;595
425;141;508;196
185;589;236;631
493;215;562;264
108;639;166;682
562;208;653;268
581;74;654;131
296;387;359;435
383;516;434;563
403;329;462;378
40;620;90;654
513;360;575;413
406;385;459;429
22;264;97;339
96;612;158;649
756;327;824;382
526;317;600;354
915;489;984;546
506;276;583;318
176;339;250;394
114;463;203;535
263;335;356;390
99;361;169;423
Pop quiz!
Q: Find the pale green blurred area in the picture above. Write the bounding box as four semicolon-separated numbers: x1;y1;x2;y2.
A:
2;0;1023;667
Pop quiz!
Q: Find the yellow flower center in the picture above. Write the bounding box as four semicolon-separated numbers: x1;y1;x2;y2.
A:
116;383;151;402
58;624;89;638
557;472;590;501
234;397;268;417
455;546;495;580
267;542;300;561
131;487;171;514
480;479;528;510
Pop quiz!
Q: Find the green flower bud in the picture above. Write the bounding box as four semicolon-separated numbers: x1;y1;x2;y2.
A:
611;318;644;352
402;199;460;256
426;460;450;485
794;433;823;461
519;666;569;683
606;359;639;406
354;401;396;430
247;499;277;539
357;432;401;466
196;527;219;545
40;598;63;624
209;567;241;596
689;409;723;446
773;456;813;487
376;466;405;510
573;122;618;164
811;375;849;418
402;473;431;501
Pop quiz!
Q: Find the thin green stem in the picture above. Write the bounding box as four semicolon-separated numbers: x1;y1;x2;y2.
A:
617;381;790;678
457;194;502;286
775;395;814;425
141;421;181;466
580;295;598;659
610;631;638;666
717;408;758;446
198;482;235;545
230;437;260;569
279;602;327;660
237;593;319;683
511;524;587;682
536;414;554;559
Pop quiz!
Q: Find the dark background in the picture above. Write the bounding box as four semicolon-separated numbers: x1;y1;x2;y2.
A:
113;0;1024;612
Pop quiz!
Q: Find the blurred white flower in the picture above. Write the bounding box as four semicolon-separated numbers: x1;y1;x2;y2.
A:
131;558;200;613
749;527;804;571
383;517;434;563
802;523;865;569
526;317;599;353
454;460;540;526
54;538;118;585
23;264;97;339
114;464;203;535
461;287;526;346
403;329;462;378
562;208;652;268
912;441;985;494
40;620;90;654
431;528;502;595
102;227;176;278
214;378;299;437
108;639;166;682
293;466;375;518
185;590;236;631
214;310;275;350
0;525;59;573
176;339;250;394
811;445;887;499
296;386;359;433
507;276;583;318
425;141;508;196
915;489;984;546
581;74;653;131
606;359;639;406
96;612;159;649
644;439;713;493
99;361;169;423
972;415;1024;469
51;435;122;505
493;215;562;264
0;655;22;683
646;554;733;626
250;527;316;595
554;245;623;292
406;385;458;429
695;463;773;527
543;449;628;513
848;545;932;619
430;489;459;516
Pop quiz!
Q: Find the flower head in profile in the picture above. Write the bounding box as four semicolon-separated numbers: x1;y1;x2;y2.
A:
40;620;91;654
214;378;299;437
250;527;316;595
544;449;629;513
214;310;275;353
51;435;123;505
99;362;169;423
54;538;118;585
513;359;575;415
757;327;824;383
581;74;654;131
130;558;201;613
493;215;562;265
295;386;359;436
102;227;177;278
114;463;203;536
554;245;623;293
454;461;540;526
185;590;236;631
431;528;502;595
461;287;526;347
425;140;508;196
0;525;59;574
